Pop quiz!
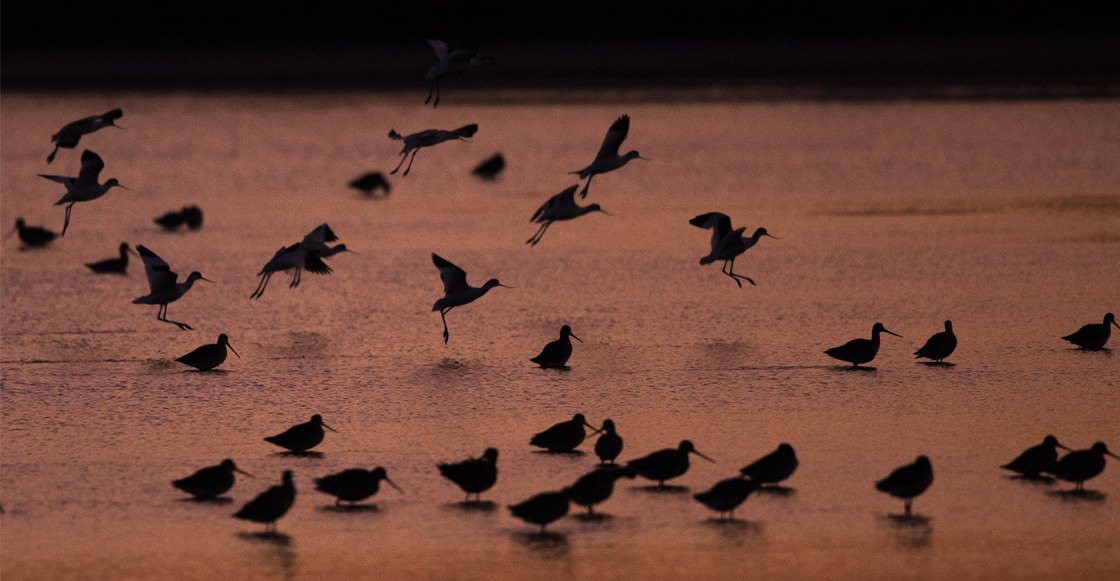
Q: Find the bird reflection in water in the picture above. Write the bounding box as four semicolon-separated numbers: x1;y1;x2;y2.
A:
237;531;297;581
883;513;933;550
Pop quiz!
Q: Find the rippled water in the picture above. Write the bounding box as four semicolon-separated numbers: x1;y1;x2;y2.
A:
2;94;1119;580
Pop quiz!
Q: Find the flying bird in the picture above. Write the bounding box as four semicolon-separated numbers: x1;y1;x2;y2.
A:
1061;313;1118;350
424;39;496;107
527;185;609;246
5;219;59;249
572;115;647;198
348;172;391;197
39;150;128;235
132;245;210;330
472;153;506;180
430;253;510;343
824;322;902;368
46;108;123;164
175;334;240;371
388;124;478;176
689;213;777;288
914;320;957;363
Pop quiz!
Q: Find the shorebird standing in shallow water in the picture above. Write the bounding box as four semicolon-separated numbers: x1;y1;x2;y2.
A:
1001;435;1070;479
572;115;647;198
594;419;624;465
86;242;135;274
430;253;510;343
530;414;599;453
509;489;570;533
628;440;714;489
39;150;128;235
132;245;210;330
438;448;499;503
526;185;610;246
824;322;902;368
264;414;337;454
234;470;296;534
388;124;478;176
689;213;777;288
176;334;239;371
314;467;402;508
1061;313;1118;350
740;443;799;487
914;320;957;363
1045;442;1119;491
876;456;933;517
424;39;496;107
173;459;252;500
694;476;760;521
46;108;122;164
530;325;582;368
567;466;637;517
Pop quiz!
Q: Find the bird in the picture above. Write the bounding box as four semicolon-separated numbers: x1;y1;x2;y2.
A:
472;153;506;180
530;414;599;453
438;448;499;503
85;242;135;274
233;470;296;534
300;224;351;259
530;325;583;368
1001;435;1070;479
876;456;934;517
132;245;210;331
173;459;253;500
250;244;330;299
915;320;957;363
628;440;715;489
314;467;403;508
181;206;203;230
430;253;510;344
739;443;799;487
1045;442;1119;491
526;185;610;246
572;115;647;198
39;149;128;235
46;108;122;164
1061;313;1118;350
694;476;760;521
348;172;391;197
175;334;240;371
689;213;777;288
594;419;624;465
264;414;337;454
6;219;58;249
508;490;570;534
154;210;185;231
388;124;478;176
567;466;637;517
424;39;496;107
824;322;902;368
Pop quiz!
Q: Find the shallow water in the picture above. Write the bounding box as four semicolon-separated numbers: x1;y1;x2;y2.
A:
2;94;1119;580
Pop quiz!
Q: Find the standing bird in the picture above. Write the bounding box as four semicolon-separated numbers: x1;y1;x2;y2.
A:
132;245;210;331
173;459;253;500
388;124;478;176
508;489;570;534
176;334;240;371
689;213;777;288
1061;313;1119;350
46;108;123;164
430;253;510;344
875;456;934;517
914;320;957;363
314;467;402;508
472;153;506;180
739;443;799;487
348;172;391;197
594;419;624;465
567;466;637;517
1045;442;1119;491
824;322;902;368
424;39;496;107
628;440;715;489
530;414;599;453
6;219;59;249
572;115;647;198
39;150;128;235
526;185;610;246
264;414;337;454
694;476;760;521
530;325;583;368
86;242;135;274
437;448;499;503
233;471;296;535
1001;435;1070;479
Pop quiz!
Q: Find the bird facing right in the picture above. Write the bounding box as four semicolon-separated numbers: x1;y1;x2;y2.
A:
437;448;499;503
739;443;799;487
175;334;240;371
264;414;337;454
1061;313;1118;350
824;322;902;368
530;325;582;368
173;459;252;500
694;476;760;521
1044;442;1119;491
1000;435;1069;479
529;414;598;453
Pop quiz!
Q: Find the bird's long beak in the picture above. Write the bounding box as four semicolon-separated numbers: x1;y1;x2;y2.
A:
200;277;214;283
235;468;255;478
1107;451;1120;460
596;209;613;216
583;419;601;434
884;329;902;338
637;155;651;161
765;232;781;239
322;422;338;433
570;332;583;343
385;477;404;493
499;283;515;289
691;449;716;463
1056;442;1072;452
117;184;131;190
1112;320;1120;330
227;342;240;358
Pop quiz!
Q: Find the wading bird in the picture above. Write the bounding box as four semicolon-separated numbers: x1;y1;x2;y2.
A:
46;108;122;164
6;219;58;249
567;466;637;517
875;456;933;517
824;322;902;368
348;172;391;197
530;414;599;453
594;419;623;465
234;470;295;534
132;245;210;330
915;320;957;363
264;414;336;454
572;115;647;198
530;325;582;368
314;467;402;508
472;153;505;180
39;150;127;235
689;213;777;288
694;476;760;521
1045;442;1119;491
1061;313;1118;350
388;124;478;176
527;185;609;246
173;459;252;500
86;242;135;274
424;39;495;107
1001;435;1070;479
628;440;714;489
430;253;510;343
438;448;499;503
739;443;799;487
176;334;239;371
509;489;570;533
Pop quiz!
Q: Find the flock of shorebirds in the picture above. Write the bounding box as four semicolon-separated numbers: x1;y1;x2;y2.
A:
5;40;1117;537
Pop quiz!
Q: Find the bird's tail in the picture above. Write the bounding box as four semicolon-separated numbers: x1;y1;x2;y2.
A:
388;129;402;140
454;124;479;139
699;256;716;265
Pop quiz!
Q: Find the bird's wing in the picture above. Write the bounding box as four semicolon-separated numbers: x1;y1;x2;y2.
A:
303;223;337;245
427;39;450;59
136;245;178;292
77;150;105;185
432;253;468;294
595;115;630;161
38;174;76;186
531;186;577;222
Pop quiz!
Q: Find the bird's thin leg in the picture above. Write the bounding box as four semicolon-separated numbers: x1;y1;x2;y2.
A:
402;149;420;177
579;175;593;199
62;203;75;236
433;78;441;108
587;505;594;516
289;268;302;289
527;222;551;246
425;79;436;105
440;307;453;343
157;304;193;331
47;146;60;164
251;273;271;299
724;259;755;287
904;499;912;517
391;150;410;175
721;261;742;288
